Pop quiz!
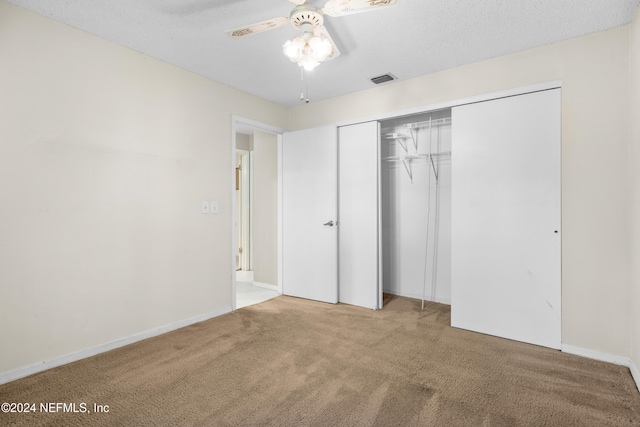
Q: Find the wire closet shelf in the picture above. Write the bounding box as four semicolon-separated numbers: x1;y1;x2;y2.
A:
382;116;451;183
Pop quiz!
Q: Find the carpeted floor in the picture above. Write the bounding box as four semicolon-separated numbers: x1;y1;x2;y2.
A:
1;295;639;426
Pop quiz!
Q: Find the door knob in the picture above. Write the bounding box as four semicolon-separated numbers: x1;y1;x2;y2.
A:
323;220;335;227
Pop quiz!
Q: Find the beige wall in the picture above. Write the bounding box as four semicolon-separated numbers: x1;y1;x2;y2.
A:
0;1;287;374
252;131;279;286
291;27;632;357
630;8;640;374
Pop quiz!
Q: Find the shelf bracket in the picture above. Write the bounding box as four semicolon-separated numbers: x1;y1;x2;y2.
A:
402;157;413;183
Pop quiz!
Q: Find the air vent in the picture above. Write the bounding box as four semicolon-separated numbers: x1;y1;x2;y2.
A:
371;73;397;85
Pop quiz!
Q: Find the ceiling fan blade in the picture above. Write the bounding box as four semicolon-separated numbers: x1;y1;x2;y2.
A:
227;16;289;38
322;0;398;17
315;25;340;60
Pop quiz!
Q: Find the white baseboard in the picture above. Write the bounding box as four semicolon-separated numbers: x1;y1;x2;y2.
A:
0;307;232;385
252;281;278;291
500;342;639;394
383;288;451;306
561;344;631;366
631;360;640;393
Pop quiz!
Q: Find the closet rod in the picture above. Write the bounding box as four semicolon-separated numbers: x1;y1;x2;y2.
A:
384;151;451;162
381;117;451;136
407;117;451;129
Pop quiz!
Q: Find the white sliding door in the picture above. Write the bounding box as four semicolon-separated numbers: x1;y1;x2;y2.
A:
282;126;338;304
451;89;561;349
338;122;382;309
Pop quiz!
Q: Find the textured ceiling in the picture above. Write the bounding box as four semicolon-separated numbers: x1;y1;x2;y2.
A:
6;0;640;107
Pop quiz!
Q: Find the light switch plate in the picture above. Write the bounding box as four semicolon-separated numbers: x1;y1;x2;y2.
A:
210;201;218;214
201;201;210;214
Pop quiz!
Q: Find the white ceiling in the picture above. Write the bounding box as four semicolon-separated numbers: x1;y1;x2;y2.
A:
7;0;640;107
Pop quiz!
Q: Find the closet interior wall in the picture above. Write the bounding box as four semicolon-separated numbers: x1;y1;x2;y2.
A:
380;109;452;305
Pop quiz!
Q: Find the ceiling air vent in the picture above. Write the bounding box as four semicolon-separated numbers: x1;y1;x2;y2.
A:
370;73;397;85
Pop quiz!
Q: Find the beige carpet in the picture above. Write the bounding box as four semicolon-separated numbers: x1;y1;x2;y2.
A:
1;295;639;426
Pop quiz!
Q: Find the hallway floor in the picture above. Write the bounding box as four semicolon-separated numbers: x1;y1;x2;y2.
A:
236;280;279;309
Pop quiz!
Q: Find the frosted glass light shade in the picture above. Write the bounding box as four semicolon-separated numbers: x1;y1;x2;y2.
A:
308;37;331;61
299;56;319;71
282;34;332;70
282;37;306;61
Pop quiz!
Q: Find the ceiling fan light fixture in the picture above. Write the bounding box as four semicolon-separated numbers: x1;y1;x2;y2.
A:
231;0;400;79
300;57;320;71
283;33;332;70
308;36;332;61
283;37;306;60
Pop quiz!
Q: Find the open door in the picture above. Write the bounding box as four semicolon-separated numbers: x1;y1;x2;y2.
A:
282;126;338;304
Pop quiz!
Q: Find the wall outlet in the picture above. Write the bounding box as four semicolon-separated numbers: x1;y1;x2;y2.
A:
201;201;210;214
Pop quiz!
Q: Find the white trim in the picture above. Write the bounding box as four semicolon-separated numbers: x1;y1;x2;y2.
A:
630;360;640;393
561;344;631;366
253;281;278;291
562;346;640;394
232;115;287;135
231;122;238;311
248;149;255;272
277;133;283;295
377;122;383;310
330;81;563;129
0;307;231;385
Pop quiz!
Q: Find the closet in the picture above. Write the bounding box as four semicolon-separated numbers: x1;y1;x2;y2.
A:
379;110;452;307
282;86;561;350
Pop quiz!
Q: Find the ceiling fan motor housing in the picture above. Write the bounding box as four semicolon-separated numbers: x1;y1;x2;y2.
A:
290;5;324;29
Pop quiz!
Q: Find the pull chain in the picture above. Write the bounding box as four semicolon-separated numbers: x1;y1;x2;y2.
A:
300;67;310;103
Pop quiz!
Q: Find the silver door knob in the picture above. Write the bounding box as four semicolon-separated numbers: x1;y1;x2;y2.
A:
323;220;335;227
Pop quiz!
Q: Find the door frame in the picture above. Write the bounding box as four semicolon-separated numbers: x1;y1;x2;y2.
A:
231;116;286;310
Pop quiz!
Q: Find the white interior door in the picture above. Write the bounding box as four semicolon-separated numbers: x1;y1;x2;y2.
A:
451;89;561;349
338;122;382;309
282;126;338;303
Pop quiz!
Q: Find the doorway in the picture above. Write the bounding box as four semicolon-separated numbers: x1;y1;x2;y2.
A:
232;118;284;310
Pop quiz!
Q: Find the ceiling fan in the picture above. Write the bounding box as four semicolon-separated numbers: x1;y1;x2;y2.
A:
227;0;398;71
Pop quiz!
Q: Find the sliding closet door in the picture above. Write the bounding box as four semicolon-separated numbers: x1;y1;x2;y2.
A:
451;89;561;349
338;122;381;309
282;126;338;304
